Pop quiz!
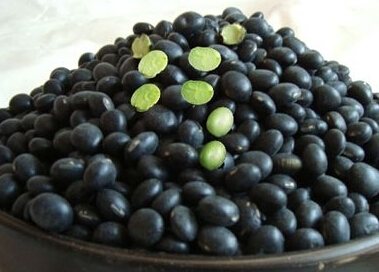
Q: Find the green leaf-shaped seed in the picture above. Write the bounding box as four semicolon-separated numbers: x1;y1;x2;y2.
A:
188;47;222;72
181;80;214;105
131;83;161;112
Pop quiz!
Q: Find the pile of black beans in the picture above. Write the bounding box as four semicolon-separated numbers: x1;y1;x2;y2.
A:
1;7;379;256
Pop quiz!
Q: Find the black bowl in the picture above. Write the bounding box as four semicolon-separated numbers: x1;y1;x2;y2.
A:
0;211;379;272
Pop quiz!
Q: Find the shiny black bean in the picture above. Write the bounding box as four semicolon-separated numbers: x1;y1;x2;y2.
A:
302;144;328;177
304;108;320;120
182;181;215;206
9;93;33;114
295;200;323;228
161;85;190;111
247;225;284;254
0;163;13;176
99;109;127;135
299;118;328;136
173;11;205;38
350;212;379;238
323;129;346;157
282;36;306;55
257;58;282;76
337;106;360;125
224;163;262;192
133;22;154;34
265;174;297;194
0;118;22;136
124;131;159;161
250;91;276;116
250;183;287;214
265;113;298;136
341;97;364;118
288;188;310;210
237;40;257;62
262;33;282;50
347;81;373;106
248;69;279;91
342;142;365;162
267;208;297;236
83;158;117;190
234;104;259;124
286;228;324;251
34;93;56;112
221;71;252;102
151;189;181;216
128;208;164;247
237;120;261;144
143;105;178;134
96;189;130;222
159;143;198;169
294;135;324;156
96;76;122;97
131;179;163;208
155;235;189;254
70;123;103;154
74;204;101;228
281;104;306;123
102;132;130;157
282;65;311;89
93;221;128;247
232;198;262;239
158;65;188;85
154;20;173;38
0;173;21;208
197;225;238;256
13;153;43;182
267;47;297;67
170;205;198;242
26;175;55;195
329;156;353;180
348;162;379;198
298;50;324;70
243;17;272;38
221;132;250;154
346;122;372;145
252;129;283;156
324;196;355;219
313;85;342;113
92;62;118;81
268;83;301;107
324;111;347;133
312;175;347;203
197;195;239;226
272;153;302;176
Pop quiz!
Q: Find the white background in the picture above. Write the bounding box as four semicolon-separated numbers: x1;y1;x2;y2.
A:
0;0;378;107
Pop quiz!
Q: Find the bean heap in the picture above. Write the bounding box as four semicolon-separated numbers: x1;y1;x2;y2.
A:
1;7;379;256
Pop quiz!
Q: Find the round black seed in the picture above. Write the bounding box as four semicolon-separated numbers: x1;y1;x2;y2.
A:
155;235;189;254
350;212;379;238
234;103;259;124
11;192;33;218
133;22;154;34
131;178;162;208
347;81;373;106
0;173;21;208
177;120;204;148
99;109;127;134
298;50;324;70
268;83;301;107
96;189;130;222
232;198;261;239
218;60;247;75
250;91;276;116
0;118;22;136
248;69;279;91
26;175;55;195
92;62;118;81
348;193;369;214
197;226;238;256
125;131;159;161
267;47;297;67
237;119;261;144
267;208;297;236
83;158;117;190
346;122;372;145
173;11;205;38
282;65;311;89
224;163;262;192
0;145;14;165
258;58;282;76
348;162;379;198
337;106;360;125
50;158;85;187
302;143;327;177
281;104;306;123
250;183;287;214
182;181;215;206
312;175;347;203
128;208;164;247
170;205;198;242
282;36;306;55
221;71;252;102
93;221;128;247
342;142;365;162
295;200;323;228
252;129;284;156
265;174;297;194
162;85;190;111
313;85;342;113
9;94;33;114
13;153;43;182
151;189;181;216
197;195;239;227
324;111;347;133
159;143;198;169
324;196;356;219
286;228;324;251
144;105;178;134
221;132;250;154
247;225;284;254
323;129;346;157
102;132;130;157
272;153;302;176
0;163;14;176
265;113;298;137
288;188;310;210
70;123;103;154
29;192;73;232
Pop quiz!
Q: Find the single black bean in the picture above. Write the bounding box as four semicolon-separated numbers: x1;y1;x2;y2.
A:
92;62;118;81
342;142;365;162
346;122;372;145
265;174;297;194
298;50;324;70
248;69;279;91
282;65;311;89
224;163;262;192
182;181;215;206
268;83;301;107
11;192;33;218
0;118;22;136
324;196;355;219
144;105;178;134
159;143;198;169
155;235;189;254
93;221;128;247
323;129;346;157
222;71;252;102
9;94;33;114
243;17;272;38
173;11;205;38
250;183;287;214
282;36;306;55
272;153;302;176
170;205;198;242
221;132;250;154
257;58;282;76
286;228;324;251
0;173;21;208
124;131;159;161
96;189;130;222
312;175;347;203
337;106;360;125
26;175;55;195
218;59;248;75
197;226;238;256
70;123;103;154
265;113;298;137
252;129;283;156
302;143;328;177
131;178;163;208
350;212;379;238
247;225;284;254
329;156;353;180
267;208;297;236
347;81;373;106
267;47;297;67
83;158;117;190
348;162;379;198
288;188;310;210
197;195;239;226
99;109;127;134
158;65;188;85
250;91;276;116
50;158;85;187
296;200;323;228
324;111;347;133
13;153;43;182
151;189;181;216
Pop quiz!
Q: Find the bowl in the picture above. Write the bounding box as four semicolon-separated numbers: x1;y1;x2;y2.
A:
0;212;379;272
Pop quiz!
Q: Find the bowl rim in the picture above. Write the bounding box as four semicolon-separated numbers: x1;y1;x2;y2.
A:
2;211;379;270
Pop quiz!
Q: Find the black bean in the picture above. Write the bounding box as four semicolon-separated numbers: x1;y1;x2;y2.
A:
350;212;379;238
197;195;239;226
286;228;324;251
262;33;283;50
250;91;276;116
13;153;43;182
250;183;287;214
337;106;360;125
6;132;27;155
272;153;302;176
124;131;159;161
11;192;33;218
99;109;127;135
267;47;297;67
298;50;324;70
170;205;198;242
70;123;103;154
323;129;346;157
224;163;262;192
0;163;14;176
237;119;261;144
324;111;347;133
159;143;198;169
257;58;282;76
158;64;188;85
265;113;298;137
313;85;342;113
102;132;130;157
26;175;55;195
247;225;284;254
282;36;306;55
131;178;163;208
50;157;85;187
252;129;283;156
346;122;372;145
302;143;328;177
234;103;259;124
93;221;128;247
221;71;252;102
137;155;168;181
151;189;181;216
296;200;323;228
96;189;130;222
288;188;310;210
9;94;33;114
324;196;355;219
221;132;250;154
281;104;306;123
265;174;297;194
342;142;365;162
83;158;117;190
347;81;373;106
29;192;73;232
155;235;189;254
243;17;272;38
0;173;21;208
237;40;258;62
248;69;279;91
329;156;353;180
154;20;173;38
144;105;178;134
236;151;273;179
197;226;238;256
128;208;164;247
267;208;297;236
348;162;379;198
74;204;101;228
173;11;205;38
282;65;311;89
0;118;22;136
312;175;347;203
268;83;301;107
133;22;154;34
92;62;118;81
182;181;215;206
